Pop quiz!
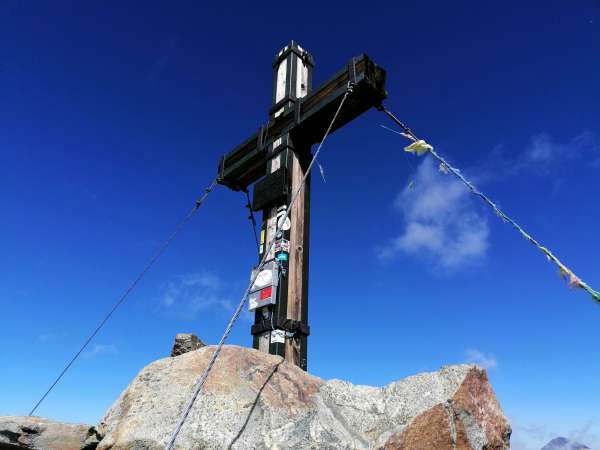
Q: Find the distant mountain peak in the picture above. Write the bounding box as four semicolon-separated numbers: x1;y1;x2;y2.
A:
542;436;591;450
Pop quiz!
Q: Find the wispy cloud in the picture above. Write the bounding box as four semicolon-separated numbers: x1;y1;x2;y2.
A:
377;157;489;270
160;272;233;318
509;420;552;450
453;131;600;190
510;418;600;450
465;348;498;371
501;131;600;176
521;132;595;170
568;420;600;448
376;130;597;270
83;344;118;358
38;331;67;342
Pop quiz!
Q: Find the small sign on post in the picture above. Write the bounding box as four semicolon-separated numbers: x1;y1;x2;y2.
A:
248;262;279;311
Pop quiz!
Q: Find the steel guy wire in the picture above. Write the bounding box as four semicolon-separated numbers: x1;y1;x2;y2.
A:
243;189;260;252
28;177;219;417
164;84;355;450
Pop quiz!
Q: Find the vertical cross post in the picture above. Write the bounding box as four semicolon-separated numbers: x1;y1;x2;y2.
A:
250;42;313;370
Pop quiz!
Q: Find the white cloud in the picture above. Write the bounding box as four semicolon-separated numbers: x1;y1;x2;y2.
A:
568;420;600;448
83;344;118;358
524;133;558;164
509;420;553;450
161;271;233;316
465;349;498;371
510;418;600;450
377;131;597;269
377;157;489;270
180;272;221;290
38;331;67;342
463;131;599;186
516;131;599;173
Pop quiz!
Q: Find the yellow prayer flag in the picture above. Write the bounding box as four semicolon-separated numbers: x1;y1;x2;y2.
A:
404;140;433;155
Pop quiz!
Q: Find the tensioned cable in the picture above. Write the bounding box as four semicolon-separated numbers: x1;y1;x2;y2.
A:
164;84;355;450
243;189;260;251
28;177;220;417
377;104;600;305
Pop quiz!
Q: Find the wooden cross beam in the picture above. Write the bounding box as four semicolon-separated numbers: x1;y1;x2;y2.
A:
217;41;387;370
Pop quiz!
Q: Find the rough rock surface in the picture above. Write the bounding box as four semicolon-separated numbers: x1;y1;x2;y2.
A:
0;416;99;450
170;333;205;357
97;345;511;449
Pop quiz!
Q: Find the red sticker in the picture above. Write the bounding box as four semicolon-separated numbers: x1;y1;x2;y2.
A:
259;286;273;300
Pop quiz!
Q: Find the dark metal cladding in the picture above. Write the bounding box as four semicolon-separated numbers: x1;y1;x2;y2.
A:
251;167;289;211
217;54;387;191
251;318;310;336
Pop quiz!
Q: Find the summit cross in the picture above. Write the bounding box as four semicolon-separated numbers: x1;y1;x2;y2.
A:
217;41;387;370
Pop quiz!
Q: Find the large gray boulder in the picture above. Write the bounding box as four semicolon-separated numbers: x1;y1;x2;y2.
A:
0;416;99;450
97;345;511;449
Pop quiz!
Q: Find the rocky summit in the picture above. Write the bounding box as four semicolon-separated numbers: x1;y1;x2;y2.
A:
2;345;511;449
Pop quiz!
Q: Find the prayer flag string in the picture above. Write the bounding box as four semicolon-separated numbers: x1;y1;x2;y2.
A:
378;105;600;305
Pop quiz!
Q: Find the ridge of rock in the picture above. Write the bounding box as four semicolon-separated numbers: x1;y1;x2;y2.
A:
97;345;511;449
1;345;511;449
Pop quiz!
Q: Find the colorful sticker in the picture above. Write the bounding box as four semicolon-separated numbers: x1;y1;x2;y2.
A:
260;229;265;244
248;288;275;311
277;216;291;231
259;286;273;300
276;252;288;261
275;239;290;252
271;329;285;344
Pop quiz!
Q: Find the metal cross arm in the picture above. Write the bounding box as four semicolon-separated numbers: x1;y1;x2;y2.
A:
217;52;387;191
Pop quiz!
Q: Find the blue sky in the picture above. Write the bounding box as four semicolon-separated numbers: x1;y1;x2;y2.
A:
1;2;599;449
